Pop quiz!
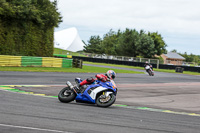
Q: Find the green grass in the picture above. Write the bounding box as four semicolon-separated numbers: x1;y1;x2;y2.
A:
1;60;199;75
84;61;144;70
0;66;143;74
84;61;200;75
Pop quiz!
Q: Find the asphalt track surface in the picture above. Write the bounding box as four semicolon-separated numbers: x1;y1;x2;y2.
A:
0;66;200;133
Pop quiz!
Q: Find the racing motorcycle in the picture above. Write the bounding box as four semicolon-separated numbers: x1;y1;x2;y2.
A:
58;78;117;107
145;65;154;76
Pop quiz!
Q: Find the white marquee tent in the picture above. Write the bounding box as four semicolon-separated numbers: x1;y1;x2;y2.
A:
54;27;85;52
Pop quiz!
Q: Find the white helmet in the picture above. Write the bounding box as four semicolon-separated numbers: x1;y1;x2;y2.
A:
106;70;116;79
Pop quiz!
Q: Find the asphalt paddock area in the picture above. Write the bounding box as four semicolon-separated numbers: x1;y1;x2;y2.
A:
11;82;200;113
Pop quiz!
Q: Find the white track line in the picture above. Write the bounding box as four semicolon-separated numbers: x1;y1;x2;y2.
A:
0;123;73;133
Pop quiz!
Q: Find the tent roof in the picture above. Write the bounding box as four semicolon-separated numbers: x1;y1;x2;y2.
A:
54;27;84;52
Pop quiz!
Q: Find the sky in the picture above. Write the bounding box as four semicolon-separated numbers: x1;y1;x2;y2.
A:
54;0;200;55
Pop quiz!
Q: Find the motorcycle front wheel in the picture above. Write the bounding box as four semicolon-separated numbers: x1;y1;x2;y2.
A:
58;87;76;103
96;92;116;107
151;72;154;76
147;70;152;76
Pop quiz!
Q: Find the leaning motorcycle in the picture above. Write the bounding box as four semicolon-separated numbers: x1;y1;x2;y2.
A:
58;78;117;107
145;65;154;76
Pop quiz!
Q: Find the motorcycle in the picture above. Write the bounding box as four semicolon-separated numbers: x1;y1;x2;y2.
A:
58;78;117;107
145;65;154;76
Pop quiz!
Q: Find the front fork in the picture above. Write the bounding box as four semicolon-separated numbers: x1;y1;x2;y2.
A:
66;81;79;94
100;91;113;99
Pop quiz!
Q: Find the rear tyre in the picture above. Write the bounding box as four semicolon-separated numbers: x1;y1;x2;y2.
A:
96;92;116;107
58;87;76;103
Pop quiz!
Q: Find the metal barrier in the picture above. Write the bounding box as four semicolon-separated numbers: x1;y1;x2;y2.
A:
80;53;160;69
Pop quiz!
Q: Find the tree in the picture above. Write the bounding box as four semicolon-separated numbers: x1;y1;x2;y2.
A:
171;49;177;53
180;52;199;64
84;28;168;58
136;31;156;58
0;0;62;56
83;35;102;54
148;32;167;55
101;29;119;55
117;28;139;57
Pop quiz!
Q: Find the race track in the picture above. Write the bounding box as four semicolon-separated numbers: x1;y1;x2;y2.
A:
0;69;200;133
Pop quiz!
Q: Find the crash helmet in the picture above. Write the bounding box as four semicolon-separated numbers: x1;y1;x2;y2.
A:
106;70;116;79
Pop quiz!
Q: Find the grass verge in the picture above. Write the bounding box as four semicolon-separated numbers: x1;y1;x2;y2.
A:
0;66;143;74
1;61;199;75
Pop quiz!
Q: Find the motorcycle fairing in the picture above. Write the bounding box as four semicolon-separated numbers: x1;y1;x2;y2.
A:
75;84;100;103
145;65;150;69
75;80;116;104
75;93;95;103
89;86;108;100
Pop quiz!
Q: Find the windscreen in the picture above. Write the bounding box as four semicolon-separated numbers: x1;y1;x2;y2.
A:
110;80;117;89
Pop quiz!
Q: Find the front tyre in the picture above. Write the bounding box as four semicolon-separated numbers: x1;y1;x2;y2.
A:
58;87;76;103
151;72;154;76
147;70;151;76
96;92;116;107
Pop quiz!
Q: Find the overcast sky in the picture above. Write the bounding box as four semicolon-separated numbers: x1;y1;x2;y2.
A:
54;0;200;55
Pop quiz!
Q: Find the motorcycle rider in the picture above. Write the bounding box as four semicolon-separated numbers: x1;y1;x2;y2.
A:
78;70;116;88
144;61;153;71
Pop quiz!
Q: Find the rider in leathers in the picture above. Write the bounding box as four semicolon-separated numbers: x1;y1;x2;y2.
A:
144;61;153;71
79;70;116;88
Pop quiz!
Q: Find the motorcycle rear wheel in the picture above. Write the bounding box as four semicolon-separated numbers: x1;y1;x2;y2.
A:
58;87;76;103
96;92;116;107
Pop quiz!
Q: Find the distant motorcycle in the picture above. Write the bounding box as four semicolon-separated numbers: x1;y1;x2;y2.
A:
58;78;117;107
145;65;154;76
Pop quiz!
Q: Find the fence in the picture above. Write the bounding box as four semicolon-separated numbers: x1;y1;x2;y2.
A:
81;53;160;68
73;56;200;73
0;55;72;68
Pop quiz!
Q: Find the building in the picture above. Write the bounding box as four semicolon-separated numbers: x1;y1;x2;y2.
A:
54;27;85;52
161;52;185;65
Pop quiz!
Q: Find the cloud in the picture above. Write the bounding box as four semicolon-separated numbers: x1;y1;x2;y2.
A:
54;0;200;54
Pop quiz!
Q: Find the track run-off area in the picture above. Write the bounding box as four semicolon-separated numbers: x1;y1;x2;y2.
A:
0;67;200;133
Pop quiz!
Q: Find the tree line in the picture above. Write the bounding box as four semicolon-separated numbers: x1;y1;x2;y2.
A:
83;28;199;65
83;28;167;58
0;0;62;57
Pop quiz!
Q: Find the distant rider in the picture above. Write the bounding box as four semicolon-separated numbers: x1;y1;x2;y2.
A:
144;61;153;71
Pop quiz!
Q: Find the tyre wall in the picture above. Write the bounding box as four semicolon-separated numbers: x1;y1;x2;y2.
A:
0;55;72;68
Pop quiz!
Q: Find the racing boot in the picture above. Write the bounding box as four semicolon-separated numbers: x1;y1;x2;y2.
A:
78;78;95;93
